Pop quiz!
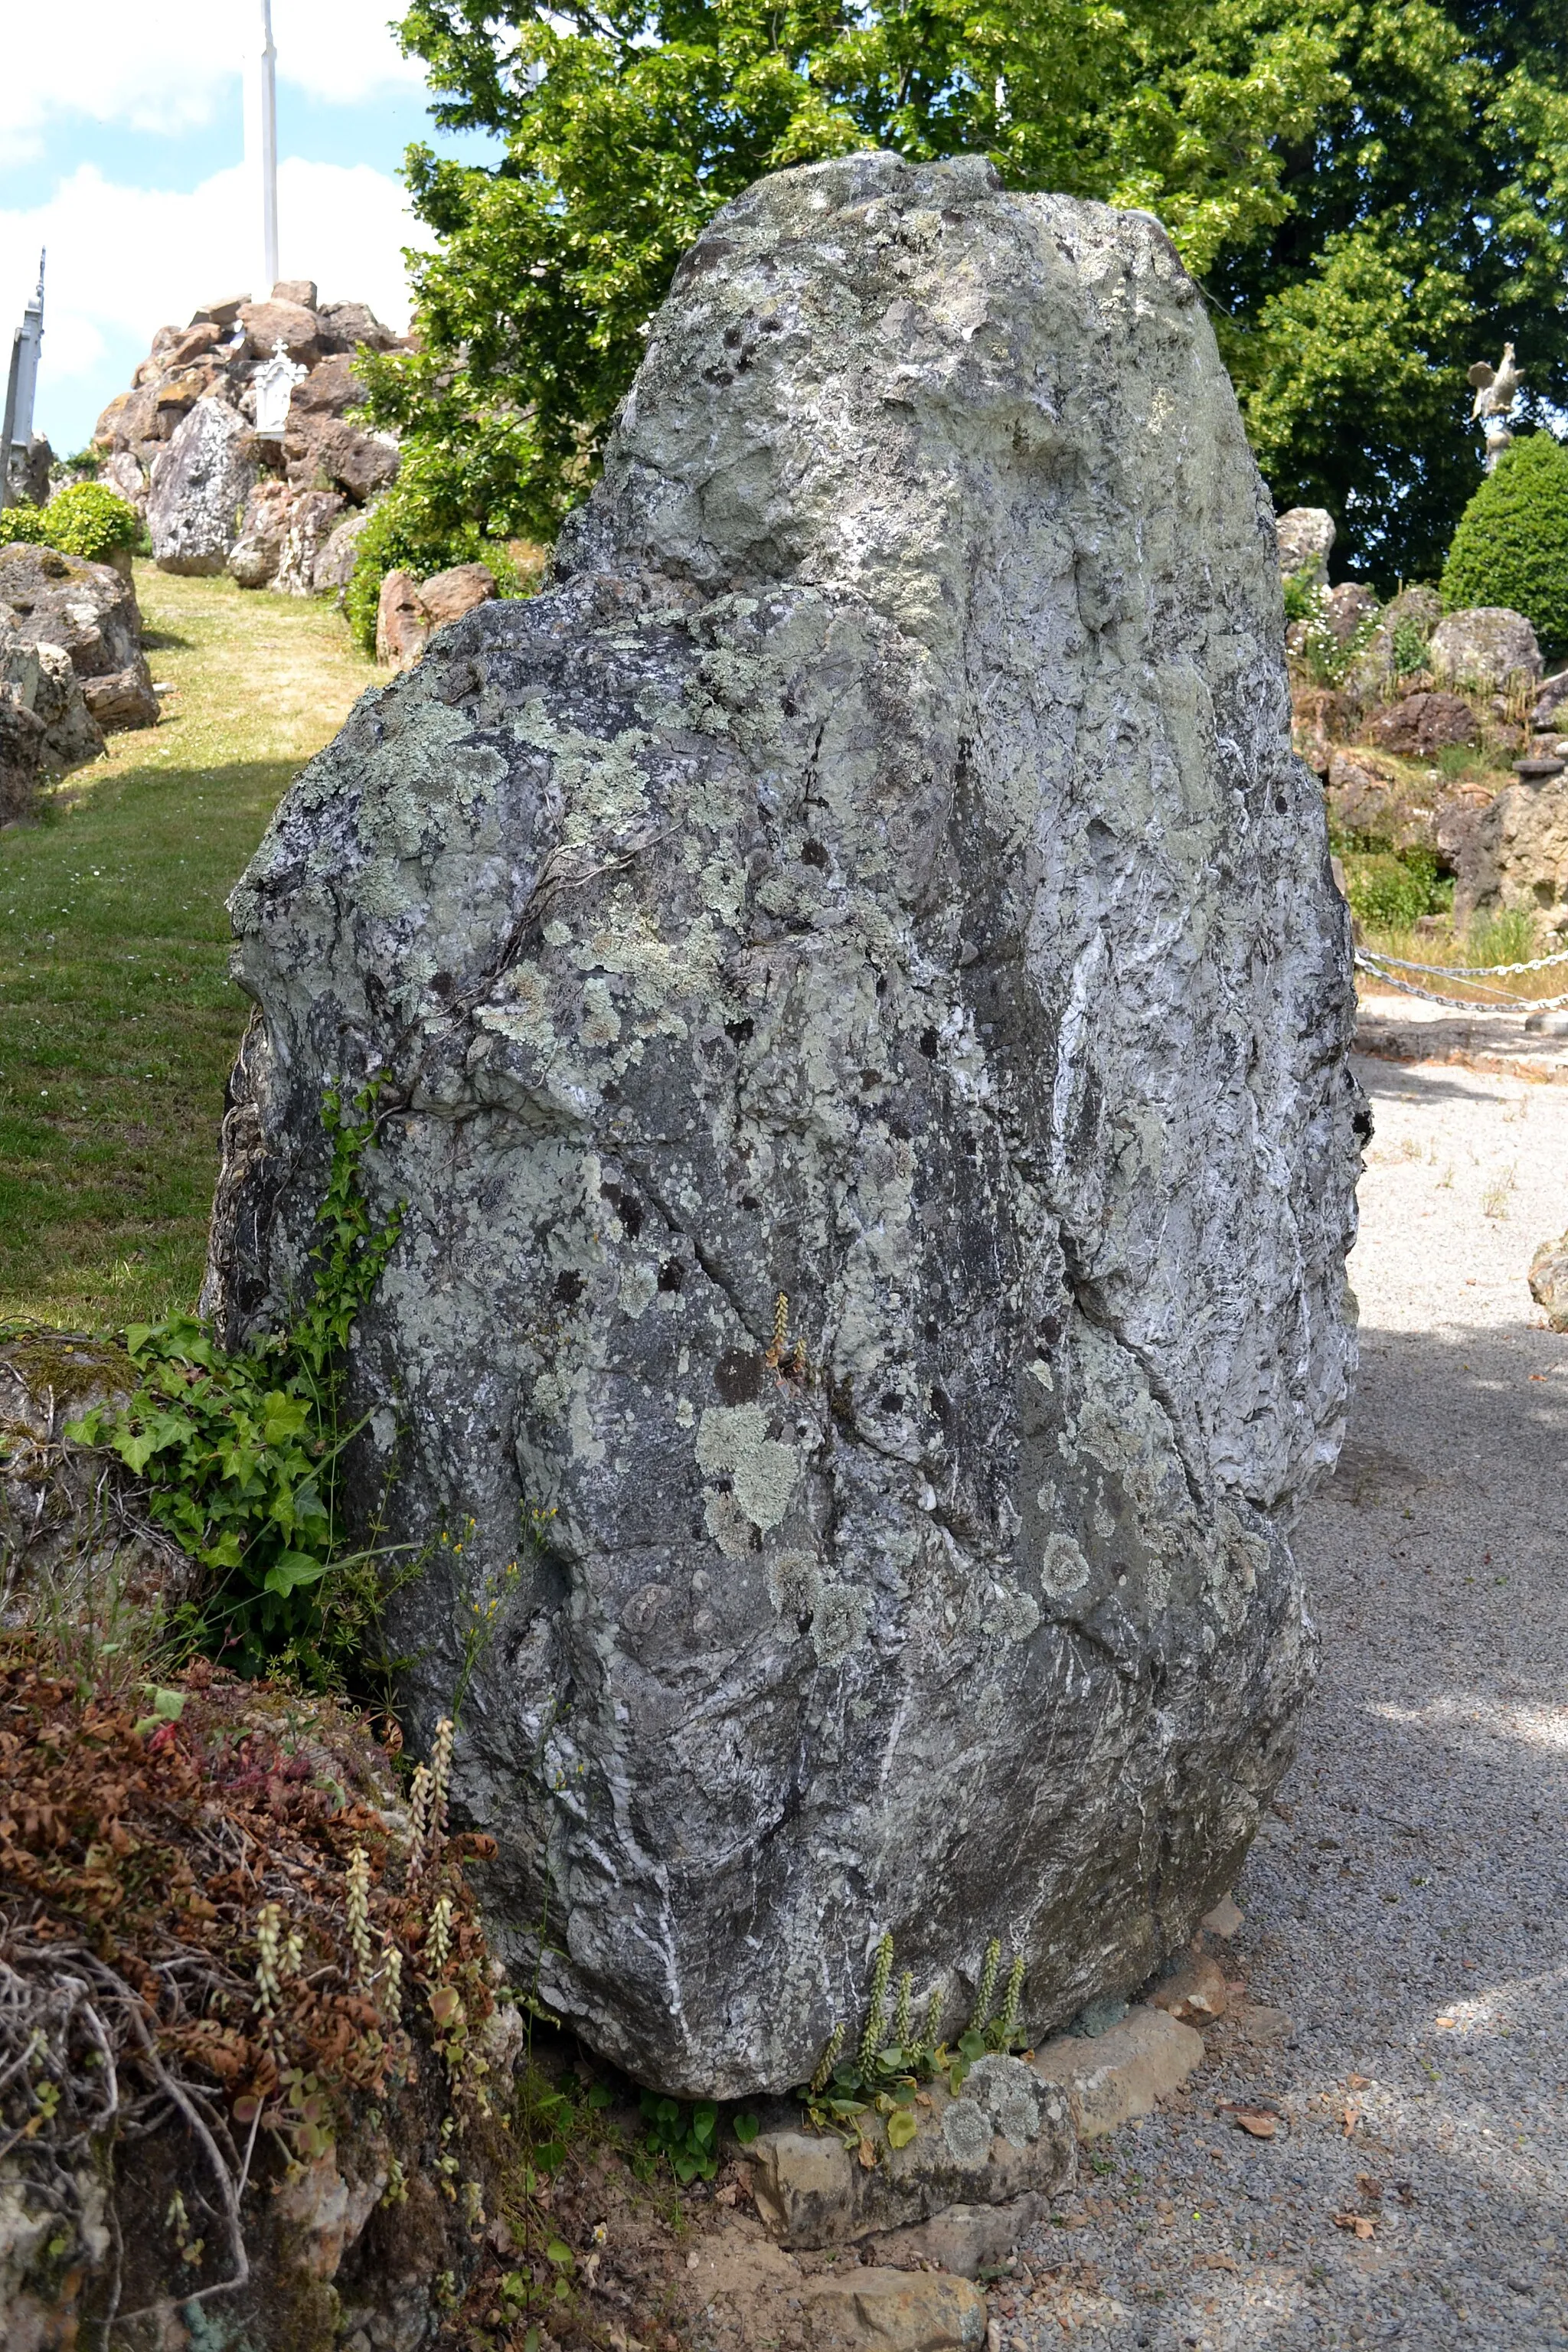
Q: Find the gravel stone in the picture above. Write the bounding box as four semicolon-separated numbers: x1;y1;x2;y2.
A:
1004;1051;1568;2347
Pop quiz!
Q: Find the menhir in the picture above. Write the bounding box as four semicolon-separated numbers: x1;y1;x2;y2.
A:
205;154;1363;2097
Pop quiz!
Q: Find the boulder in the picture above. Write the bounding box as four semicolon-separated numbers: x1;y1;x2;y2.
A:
1429;606;1541;691
417;560;495;630
1276;505;1334;586
92;390;130;449
289;352;365;423
228;478;299;587
205;153;1361;2097
1529;1233;1568;1331
747;2060;1074;2249
15;637;107;768
240;297;321;367
7;433;52;508
97;450;148;513
1351;583;1442;699
1364;689;1477;757
315;299;400;356
1291;685;1357;775
313;505;374;597
374;566;427;668
802;2267;988;2348
1318;580;1379;646
191;293;250;329
1031;2006;1205;2137
1453;775;1568;940
1534;670;1568;730
273;277;318;309
291;417;399;502
0;639;47;822
80;668;160;729
275;489;348;596
0;543;148;688
148;396;256;574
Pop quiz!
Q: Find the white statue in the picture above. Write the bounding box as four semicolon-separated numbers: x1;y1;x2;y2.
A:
253;338;306;440
1468;343;1524;472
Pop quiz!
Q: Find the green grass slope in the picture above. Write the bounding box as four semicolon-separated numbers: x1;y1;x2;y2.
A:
0;567;375;1329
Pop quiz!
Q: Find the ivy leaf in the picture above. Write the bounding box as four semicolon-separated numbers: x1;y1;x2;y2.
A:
263;1550;332;1597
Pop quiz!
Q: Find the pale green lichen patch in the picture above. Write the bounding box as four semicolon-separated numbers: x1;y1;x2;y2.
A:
694;1403;798;1531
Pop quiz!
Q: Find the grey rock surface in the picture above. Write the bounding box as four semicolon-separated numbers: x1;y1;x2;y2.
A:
1274;505;1334;586
0;544;152;735
148;396;256;575
1453;774;1568;939
206;152;1361;2096
1429;604;1541;689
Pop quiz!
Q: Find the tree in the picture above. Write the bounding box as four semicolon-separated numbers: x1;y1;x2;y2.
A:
355;0;1568;617
1222;2;1568;589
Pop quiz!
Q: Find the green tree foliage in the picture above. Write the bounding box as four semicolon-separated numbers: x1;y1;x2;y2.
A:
1224;2;1568;590
1441;434;1568;662
361;0;1568;603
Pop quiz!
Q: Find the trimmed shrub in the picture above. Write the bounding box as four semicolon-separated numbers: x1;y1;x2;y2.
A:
42;482;142;562
0;505;51;547
0;485;142;564
1441;434;1568;662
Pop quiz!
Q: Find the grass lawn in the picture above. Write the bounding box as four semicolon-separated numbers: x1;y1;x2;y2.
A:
0;564;376;1332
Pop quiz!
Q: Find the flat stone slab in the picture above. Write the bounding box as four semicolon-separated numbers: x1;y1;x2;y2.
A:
1031;2003;1206;2138
803;2265;988;2348
1357;988;1568;1085
749;2008;1205;2249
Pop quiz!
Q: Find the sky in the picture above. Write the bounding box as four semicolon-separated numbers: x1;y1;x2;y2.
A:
0;0;501;458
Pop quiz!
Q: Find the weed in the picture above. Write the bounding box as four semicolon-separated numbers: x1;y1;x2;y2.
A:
67;1083;408;1681
1481;1165;1517;1220
799;1932;1027;2150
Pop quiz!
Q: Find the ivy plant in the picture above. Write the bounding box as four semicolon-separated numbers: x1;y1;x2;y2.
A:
69;1084;406;1681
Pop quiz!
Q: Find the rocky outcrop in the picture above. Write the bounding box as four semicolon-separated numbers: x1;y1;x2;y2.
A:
1429;606;1541;691
206;154;1361;2097
1454;775;1568;939
99;283;408;589
1350;583;1441;700
148;397;256;575
0;544;155;733
1275;505;1334;586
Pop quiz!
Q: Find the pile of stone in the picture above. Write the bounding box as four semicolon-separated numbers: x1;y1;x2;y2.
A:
1274;504;1568;929
92;279;407;597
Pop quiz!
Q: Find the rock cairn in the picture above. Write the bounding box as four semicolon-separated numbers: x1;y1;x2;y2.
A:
207;155;1361;2097
92;281;407;595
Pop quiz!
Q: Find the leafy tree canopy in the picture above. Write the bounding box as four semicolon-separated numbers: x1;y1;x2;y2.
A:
358;0;1568;599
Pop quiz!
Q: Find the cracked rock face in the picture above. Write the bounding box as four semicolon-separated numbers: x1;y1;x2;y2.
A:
206;152;1361;2096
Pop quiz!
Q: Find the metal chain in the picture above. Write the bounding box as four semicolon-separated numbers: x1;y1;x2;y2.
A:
1355;952;1568;1014
1353;942;1568;978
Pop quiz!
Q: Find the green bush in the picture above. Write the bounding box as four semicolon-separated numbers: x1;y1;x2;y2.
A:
1441;434;1568;662
0;485;142;564
0;505;51;547
68;1086;407;1684
44;482;142;562
1341;848;1446;928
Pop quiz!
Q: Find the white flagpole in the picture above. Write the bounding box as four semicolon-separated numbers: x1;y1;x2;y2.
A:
259;0;279;292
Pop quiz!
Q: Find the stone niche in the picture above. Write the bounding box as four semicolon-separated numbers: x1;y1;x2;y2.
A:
205;153;1362;2097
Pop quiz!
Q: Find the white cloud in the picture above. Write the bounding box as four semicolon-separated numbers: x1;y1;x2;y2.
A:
0;158;425;444
1;0;425;167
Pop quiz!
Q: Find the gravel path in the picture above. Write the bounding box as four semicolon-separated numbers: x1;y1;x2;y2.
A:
1002;1052;1568;2350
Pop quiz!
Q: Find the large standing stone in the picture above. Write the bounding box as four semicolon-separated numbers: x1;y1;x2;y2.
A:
148;397;256;574
206;154;1361;2098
